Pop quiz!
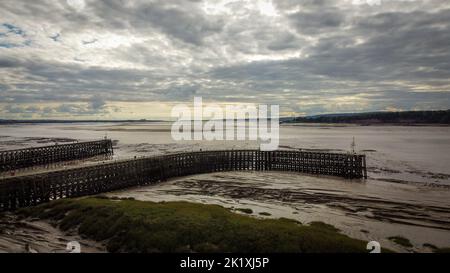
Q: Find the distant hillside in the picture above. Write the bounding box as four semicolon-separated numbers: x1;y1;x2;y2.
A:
285;110;450;125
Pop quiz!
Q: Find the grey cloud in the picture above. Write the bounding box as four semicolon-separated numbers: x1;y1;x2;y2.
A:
289;9;346;34
57;104;86;114
1;102;108;117
49;33;60;42
0;0;449;118
266;32;300;51
213;7;450;84
90;95;106;110
0;57;19;67
90;0;224;45
82;38;98;45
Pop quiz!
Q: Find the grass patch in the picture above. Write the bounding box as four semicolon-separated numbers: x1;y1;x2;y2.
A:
259;212;271;216
388;236;413;248
309;221;340;233
235;208;253;214
20;197;376;253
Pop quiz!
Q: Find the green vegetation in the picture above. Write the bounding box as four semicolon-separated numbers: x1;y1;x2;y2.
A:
309;221;340;233
388;236;413;248
259;212;271;216
235;208;253;214
19;197;374;253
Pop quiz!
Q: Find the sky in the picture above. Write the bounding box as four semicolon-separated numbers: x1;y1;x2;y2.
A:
0;0;449;120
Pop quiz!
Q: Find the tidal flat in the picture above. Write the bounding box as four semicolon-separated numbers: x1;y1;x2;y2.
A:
1;122;449;253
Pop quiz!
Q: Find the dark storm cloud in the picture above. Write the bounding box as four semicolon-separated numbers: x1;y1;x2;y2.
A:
88;0;224;45
212;7;450;85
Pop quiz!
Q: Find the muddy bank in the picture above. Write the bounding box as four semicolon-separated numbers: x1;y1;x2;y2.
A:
0;136;78;151
110;172;450;253
163;179;450;231
0;213;106;253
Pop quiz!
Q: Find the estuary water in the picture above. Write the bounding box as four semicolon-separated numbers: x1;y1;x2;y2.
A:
0;122;449;252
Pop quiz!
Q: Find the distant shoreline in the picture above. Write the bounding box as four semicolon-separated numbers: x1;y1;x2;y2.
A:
282;110;450;125
1;109;449;126
281;122;450;127
1;120;449;126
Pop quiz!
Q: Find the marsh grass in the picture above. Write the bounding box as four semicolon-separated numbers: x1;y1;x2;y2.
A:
19;197;375;253
388;236;413;248
259;212;271;216
235;208;253;214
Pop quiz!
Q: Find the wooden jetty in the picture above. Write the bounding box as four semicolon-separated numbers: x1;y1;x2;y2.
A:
0;149;367;211
0;139;113;172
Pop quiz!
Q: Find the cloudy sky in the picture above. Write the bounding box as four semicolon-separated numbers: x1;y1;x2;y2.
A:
0;0;449;119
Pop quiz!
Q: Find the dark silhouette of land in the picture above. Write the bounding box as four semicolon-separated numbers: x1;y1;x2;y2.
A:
1;110;449;125
283;110;450;125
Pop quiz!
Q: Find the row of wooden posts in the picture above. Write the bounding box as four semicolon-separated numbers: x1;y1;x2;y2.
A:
0;143;367;211
0;139;114;172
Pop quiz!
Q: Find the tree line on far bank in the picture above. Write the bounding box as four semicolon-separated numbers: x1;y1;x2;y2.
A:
286;110;450;124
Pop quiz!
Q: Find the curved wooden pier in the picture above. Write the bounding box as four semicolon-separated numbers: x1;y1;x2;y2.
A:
0;149;367;211
0;139;113;172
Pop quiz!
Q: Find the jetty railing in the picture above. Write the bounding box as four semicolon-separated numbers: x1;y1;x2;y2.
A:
0;139;114;172
0;149;367;211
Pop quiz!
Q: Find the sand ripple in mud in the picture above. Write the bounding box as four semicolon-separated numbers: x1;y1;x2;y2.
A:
109;172;450;251
163;178;450;231
0;214;105;253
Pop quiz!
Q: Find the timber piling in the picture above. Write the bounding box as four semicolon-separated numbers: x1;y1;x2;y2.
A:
0;149;366;211
0;139;113;172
